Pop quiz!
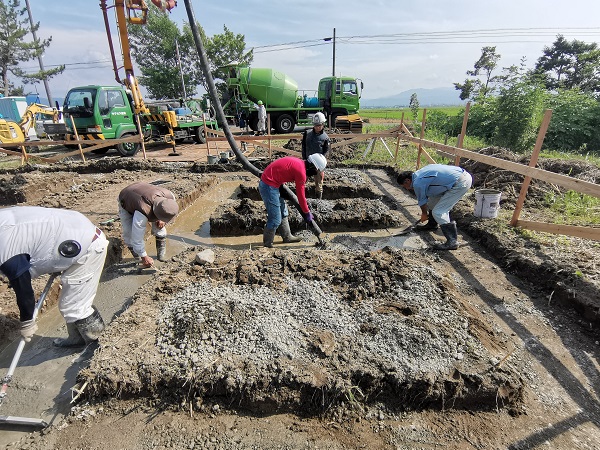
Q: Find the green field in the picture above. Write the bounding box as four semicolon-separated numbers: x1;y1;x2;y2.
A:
360;106;462;121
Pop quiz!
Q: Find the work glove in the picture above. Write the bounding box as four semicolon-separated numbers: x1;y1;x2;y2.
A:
20;319;38;342
303;212;314;224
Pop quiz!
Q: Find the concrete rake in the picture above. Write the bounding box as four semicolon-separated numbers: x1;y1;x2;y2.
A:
0;273;58;428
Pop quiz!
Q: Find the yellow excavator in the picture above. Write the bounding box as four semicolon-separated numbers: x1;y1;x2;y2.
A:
0;103;60;144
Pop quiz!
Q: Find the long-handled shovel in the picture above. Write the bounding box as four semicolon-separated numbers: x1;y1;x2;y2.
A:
0;273;58;428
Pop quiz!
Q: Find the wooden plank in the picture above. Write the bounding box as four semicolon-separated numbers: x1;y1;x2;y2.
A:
516;220;600;241
49;136;142;162
0;147;55;163
510;109;552;226
399;135;600;198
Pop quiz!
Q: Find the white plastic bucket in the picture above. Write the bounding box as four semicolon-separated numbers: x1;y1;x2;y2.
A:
207;155;218;165
474;189;502;218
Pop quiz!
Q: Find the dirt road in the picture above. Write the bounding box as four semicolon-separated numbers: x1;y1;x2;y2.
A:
0;156;599;449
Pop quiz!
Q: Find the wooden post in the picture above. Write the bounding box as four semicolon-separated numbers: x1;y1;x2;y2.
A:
393;112;404;164
135;114;147;159
455;101;471;166
267;114;272;159
510;109;553;226
416;108;427;170
204;118;210;155
69;116;86;162
20;144;27;165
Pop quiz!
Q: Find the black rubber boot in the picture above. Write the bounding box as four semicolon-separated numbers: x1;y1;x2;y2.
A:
156;237;167;262
433;222;459;250
278;217;301;243
414;211;439;231
75;306;105;343
53;322;85;347
263;227;277;248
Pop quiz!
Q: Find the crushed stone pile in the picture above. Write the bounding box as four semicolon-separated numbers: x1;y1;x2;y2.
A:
81;247;525;415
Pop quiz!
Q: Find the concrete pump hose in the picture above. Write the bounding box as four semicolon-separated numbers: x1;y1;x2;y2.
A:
182;0;322;238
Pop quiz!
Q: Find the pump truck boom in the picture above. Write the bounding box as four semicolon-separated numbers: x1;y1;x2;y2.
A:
222;64;364;134
63;0;216;156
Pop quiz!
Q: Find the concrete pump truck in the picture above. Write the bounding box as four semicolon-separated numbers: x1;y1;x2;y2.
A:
63;0;217;156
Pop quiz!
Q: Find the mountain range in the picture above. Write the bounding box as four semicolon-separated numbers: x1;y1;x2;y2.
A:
361;87;467;108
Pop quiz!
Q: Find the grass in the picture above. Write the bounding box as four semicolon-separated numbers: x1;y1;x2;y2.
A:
360;106;462;122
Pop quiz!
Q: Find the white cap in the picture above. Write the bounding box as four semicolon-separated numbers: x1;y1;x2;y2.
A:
308;153;327;172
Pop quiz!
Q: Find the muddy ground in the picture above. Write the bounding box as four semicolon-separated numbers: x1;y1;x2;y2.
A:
0;143;599;449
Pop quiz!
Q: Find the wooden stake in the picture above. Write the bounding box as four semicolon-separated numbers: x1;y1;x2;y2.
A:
416;109;427;170
267;114;272;159
455;102;471;166
393;112;404;164
135;114;147;159
69;116;85;162
510;109;553;226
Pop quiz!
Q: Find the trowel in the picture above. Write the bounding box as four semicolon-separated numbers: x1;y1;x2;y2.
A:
0;274;58;428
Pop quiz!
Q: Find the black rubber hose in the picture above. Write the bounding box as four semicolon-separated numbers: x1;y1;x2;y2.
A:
182;0;322;238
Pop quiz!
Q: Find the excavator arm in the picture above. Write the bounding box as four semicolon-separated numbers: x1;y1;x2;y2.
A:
18;104;59;137
99;0;176;115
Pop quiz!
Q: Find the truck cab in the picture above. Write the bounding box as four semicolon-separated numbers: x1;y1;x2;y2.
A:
64;86;138;140
318;76;362;124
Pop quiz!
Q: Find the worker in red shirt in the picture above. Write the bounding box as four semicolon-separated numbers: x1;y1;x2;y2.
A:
258;154;327;247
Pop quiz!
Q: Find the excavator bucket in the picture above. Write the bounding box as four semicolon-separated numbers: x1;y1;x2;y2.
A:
334;114;363;134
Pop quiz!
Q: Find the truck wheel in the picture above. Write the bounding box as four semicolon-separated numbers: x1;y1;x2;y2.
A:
116;134;140;157
193;126;206;144
275;114;295;134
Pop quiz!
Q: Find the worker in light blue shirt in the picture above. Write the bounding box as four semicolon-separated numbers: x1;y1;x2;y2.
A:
397;164;472;250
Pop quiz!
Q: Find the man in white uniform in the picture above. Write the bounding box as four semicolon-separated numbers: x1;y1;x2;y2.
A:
0;206;108;346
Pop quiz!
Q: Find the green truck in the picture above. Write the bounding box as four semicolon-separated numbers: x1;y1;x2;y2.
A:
223;65;363;134
63;85;217;156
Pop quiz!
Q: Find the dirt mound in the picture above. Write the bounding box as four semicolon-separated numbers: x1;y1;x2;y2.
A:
80;246;525;416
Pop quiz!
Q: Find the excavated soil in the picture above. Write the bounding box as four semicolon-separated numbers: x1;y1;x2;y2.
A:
1;145;600;449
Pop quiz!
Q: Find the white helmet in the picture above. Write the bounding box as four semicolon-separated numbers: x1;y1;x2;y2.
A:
312;112;326;125
308;153;327;172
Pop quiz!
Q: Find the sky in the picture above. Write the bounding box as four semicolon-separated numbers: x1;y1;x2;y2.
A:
22;0;600;103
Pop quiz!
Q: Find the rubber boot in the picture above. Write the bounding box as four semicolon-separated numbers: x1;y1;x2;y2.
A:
279;217;301;243
263;227;277;248
156;236;167;262
53;322;85;347
75;306;105;343
414;211;439;231
433;222;459;250
127;246;139;258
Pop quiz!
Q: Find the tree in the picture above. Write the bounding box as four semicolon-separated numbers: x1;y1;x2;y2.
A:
409;93;419;123
454;46;501;100
128;5;252;100
0;0;63;96
534;35;600;94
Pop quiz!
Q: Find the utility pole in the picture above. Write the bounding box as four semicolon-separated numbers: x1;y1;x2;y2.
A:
175;39;187;100
332;28;336;77
324;28;336;77
25;0;53;106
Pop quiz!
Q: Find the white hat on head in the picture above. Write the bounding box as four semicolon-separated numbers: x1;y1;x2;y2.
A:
308;153;327;172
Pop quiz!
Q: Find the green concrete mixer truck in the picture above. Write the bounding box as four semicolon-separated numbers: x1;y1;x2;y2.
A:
222;65;363;134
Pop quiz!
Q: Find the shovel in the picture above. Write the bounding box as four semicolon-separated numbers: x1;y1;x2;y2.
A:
392;220;423;237
0;273;59;428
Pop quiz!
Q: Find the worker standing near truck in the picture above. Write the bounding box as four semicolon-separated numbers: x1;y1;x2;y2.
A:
0;206;107;347
302;112;330;200
118;182;179;266
256;100;267;135
259;154;327;248
397;164;473;250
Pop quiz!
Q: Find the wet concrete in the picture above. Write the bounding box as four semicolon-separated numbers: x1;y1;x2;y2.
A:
0;168;427;445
